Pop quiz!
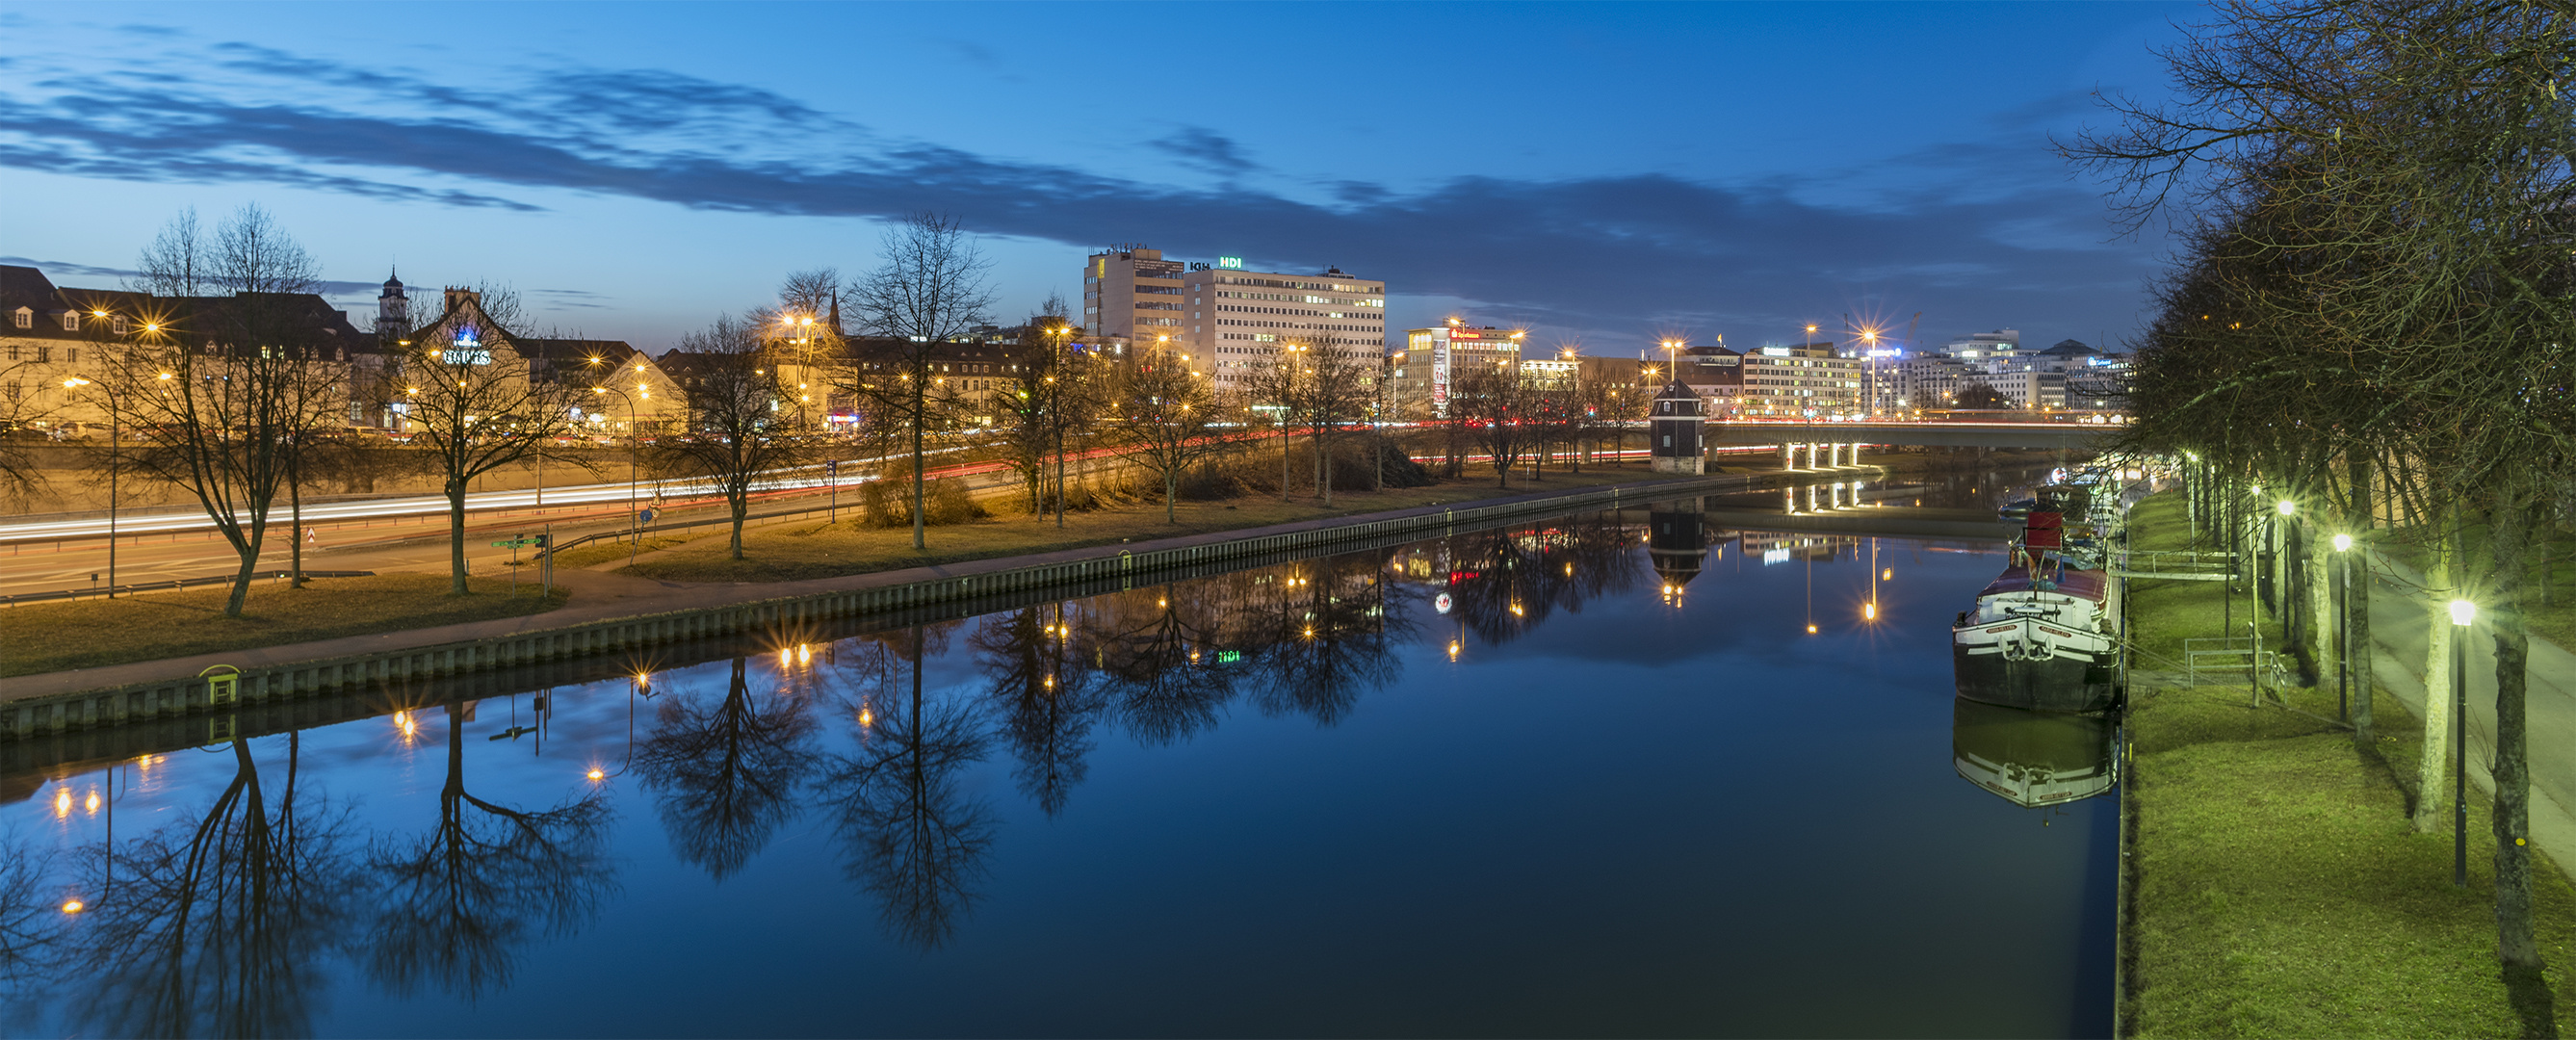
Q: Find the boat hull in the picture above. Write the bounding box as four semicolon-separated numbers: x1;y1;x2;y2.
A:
1952;617;2117;712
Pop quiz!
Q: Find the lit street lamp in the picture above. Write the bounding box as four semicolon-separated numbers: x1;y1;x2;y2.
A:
2450;597;2476;886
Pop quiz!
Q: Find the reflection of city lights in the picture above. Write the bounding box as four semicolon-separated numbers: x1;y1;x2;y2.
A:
84;791;100;815
1807;624;1819;634
1303;627;1315;638
395;711;418;739
858;707;874;727
53;790;70;818
1158;598;1168;609
797;644;812;664
1044;675;1055;689
1863;601;1879;621
1509;603;1523;616
586;767;606;781
1447;641;1462;660
61;899;83;914
1883;568;1893;581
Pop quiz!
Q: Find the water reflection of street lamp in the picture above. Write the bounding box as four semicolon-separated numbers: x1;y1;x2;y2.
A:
2450;597;2475;887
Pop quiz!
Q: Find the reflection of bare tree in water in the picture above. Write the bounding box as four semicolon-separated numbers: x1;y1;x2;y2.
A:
824;626;997;950
65;736;355;1039
1250;557;1411;726
971;606;1106;816
1444;515;1643;646
1089;584;1240;746
0;842;56;985
365;706;615;1001
634;656;821;878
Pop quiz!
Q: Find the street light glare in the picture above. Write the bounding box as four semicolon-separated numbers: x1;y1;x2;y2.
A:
2333;533;2354;552
2450;599;2477;627
2277;500;2296;516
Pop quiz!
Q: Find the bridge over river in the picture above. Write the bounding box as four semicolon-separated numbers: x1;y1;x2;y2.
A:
1704;420;2119;462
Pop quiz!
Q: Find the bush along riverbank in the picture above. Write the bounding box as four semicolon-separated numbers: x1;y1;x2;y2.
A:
2120;488;2576;1038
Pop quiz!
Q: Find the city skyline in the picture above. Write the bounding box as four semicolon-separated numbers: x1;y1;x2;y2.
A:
3;2;2192;353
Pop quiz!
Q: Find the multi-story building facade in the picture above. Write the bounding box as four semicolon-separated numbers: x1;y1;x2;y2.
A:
1;264;380;431
1736;342;1863;418
1183;261;1385;394
396;287;686;433
1082;246;1187;346
1388;321;1523;417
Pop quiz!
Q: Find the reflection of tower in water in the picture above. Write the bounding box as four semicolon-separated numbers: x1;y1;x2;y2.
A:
1647;500;1709;599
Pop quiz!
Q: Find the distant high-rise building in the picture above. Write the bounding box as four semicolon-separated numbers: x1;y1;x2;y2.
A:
1389;321;1522;417
1183;260;1385;393
1082;246;1187;344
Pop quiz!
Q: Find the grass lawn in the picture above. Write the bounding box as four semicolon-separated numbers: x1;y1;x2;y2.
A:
623;467;1688;584
1;574;568;678
2123;488;2576;1037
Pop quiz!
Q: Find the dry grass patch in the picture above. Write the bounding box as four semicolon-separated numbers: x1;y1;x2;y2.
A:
625;468;1683;584
2;574;568;678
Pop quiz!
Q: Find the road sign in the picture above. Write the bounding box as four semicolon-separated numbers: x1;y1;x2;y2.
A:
491;536;541;548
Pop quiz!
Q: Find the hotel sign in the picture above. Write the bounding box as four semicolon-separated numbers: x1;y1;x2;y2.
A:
1217;256;1245;270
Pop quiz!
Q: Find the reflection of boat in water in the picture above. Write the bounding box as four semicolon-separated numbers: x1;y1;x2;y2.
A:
1952;483;2117;713
1952;698;2120;808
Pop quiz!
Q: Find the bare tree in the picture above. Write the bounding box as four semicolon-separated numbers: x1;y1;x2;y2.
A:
395;286;585;594
1114;345;1240;522
1450;363;1542;489
844;213;996;550
653;314;807;559
116;204;325;616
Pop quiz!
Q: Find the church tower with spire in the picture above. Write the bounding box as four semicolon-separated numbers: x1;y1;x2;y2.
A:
375;269;408;345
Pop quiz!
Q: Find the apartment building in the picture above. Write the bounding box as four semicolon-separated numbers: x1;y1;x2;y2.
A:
1184;260;1386;393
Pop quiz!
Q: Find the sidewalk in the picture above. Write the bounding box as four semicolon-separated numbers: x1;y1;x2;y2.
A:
2361;551;2576;879
0;472;1753;708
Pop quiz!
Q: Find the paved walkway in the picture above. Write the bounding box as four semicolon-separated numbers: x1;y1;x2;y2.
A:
2360;554;2576;873
1;474;1730;706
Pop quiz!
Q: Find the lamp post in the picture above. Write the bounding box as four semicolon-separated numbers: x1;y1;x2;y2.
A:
2450;597;2475;887
590;383;642;561
2333;533;2354;720
61;377;119;597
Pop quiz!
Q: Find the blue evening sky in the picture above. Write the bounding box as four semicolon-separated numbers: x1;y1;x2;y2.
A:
0;1;2195;354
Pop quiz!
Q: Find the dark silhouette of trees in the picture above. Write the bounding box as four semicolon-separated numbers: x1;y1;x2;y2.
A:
823;626;997;950
364;706;616;1000
634;656;822;879
64;736;356;1038
972;607;1108;816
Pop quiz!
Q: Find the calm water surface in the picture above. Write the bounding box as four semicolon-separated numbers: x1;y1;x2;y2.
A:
4;470;2114;1038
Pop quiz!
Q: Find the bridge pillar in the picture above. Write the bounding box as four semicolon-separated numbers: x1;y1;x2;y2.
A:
1782;443;1797;468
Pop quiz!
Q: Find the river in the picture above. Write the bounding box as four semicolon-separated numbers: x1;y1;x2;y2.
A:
0;466;2115;1038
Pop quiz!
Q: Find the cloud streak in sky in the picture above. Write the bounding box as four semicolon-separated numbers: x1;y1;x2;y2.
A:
0;40;2150;345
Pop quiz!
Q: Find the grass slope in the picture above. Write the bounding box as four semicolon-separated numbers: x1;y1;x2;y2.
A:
621;468;1678;584
2124;489;2576;1037
2;574;568;678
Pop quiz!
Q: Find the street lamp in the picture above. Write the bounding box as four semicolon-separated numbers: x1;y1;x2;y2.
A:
2450;596;2476;887
61;377;120;597
591;384;642;561
2333;533;2354;720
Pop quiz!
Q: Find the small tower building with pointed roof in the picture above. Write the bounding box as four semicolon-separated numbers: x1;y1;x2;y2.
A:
1648;379;1706;475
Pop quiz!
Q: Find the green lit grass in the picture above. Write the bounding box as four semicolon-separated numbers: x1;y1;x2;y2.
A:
2123;489;2576;1037
0;574;568;679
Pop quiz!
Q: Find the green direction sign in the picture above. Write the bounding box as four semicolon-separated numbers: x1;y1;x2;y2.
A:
491;535;548;549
